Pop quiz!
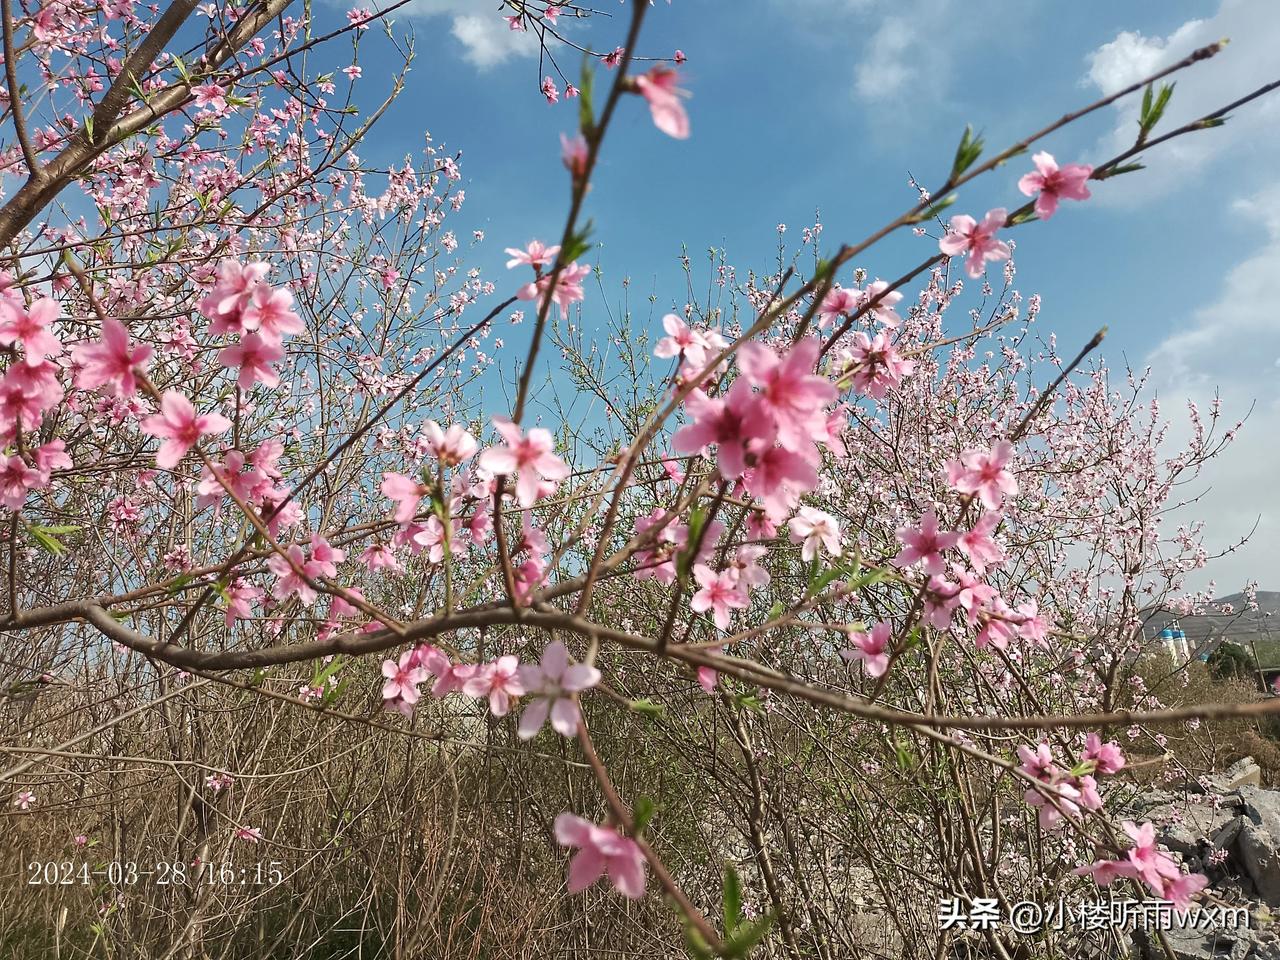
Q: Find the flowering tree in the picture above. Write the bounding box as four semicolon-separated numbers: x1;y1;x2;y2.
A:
2;1;1277;957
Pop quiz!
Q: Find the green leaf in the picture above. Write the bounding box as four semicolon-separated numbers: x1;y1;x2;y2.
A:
734;693;763;712
678;504;708;582
27;524;78;556
166;572;194;596
722;915;774;957
683;921;716;960
906;193;957;224
765;601;784;621
633;796;656;834
894;737;915;773
949;125;984;181
846;567;886;593
722;862;744;931
321;677;349;706
311;655;345;688
1095;161;1145;180
561;221;594;264
629;698;666;719
1138;82;1175;140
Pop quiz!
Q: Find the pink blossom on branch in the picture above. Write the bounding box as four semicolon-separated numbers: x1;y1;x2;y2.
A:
841;622;891;677
938;209;1011;279
789;505;841;561
690;563;748;630
70;317;153;397
218;332;284;390
893;509;960;576
633;66;690;140
463;655;525;716
945;440;1018;510
139;391;231;470
477;417;569;508
554;813;647;899
505;239;560;271
517;640;601;739
517;261;590;315
0;297;62;362
1018;151;1092;220
737;337;836;452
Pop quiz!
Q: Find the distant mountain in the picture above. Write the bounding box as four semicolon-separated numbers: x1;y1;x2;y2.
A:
1145;591;1280;657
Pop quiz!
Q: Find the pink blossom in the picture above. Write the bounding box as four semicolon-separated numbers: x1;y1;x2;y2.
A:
1073;857;1137;887
218;332;284;389
71;317;152;397
517;640;600;739
0;297;62;362
560;133;589;178
893;510;960;576
517;261;590;315
841;332;914;399
360;543;402;573
789;506;841;561
816;286;860;329
945;440;1018;510
862;280;904;328
266;544;317;605
957;512;1006;573
554;813;646;899
222;579;262;627
234;826;263;843
634;66;690;139
463;655;525;716
743;445;818;522
737;338;836;452
241;283;304;342
199;260;270;330
423;420;477;466
0;454;44;509
729;543;770;591
541;75;559;104
654;313;709;367
841;622;891;677
192;81;227;111
505;239;560;270
381;471;427;524
381;649;428;704
1083;733;1126;775
140;391;231;469
1017;152;1092;221
939;209;1011;279
672;380;769;480
690;564;748;630
14;789;35;810
477;417;569;507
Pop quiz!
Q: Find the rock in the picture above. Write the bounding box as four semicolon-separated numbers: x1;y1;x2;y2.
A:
1134;924;1251;960
1208;758;1263;792
1237;787;1280;906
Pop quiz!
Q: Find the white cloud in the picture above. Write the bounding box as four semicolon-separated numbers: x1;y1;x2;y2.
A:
364;1;537;69
448;12;538;69
1083;0;1280;202
1146;182;1280;591
854;17;917;101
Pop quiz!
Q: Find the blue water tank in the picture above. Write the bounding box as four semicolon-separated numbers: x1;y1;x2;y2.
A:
1159;628;1174;639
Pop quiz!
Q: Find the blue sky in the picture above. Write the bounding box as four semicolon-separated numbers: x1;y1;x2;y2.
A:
343;0;1280;591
